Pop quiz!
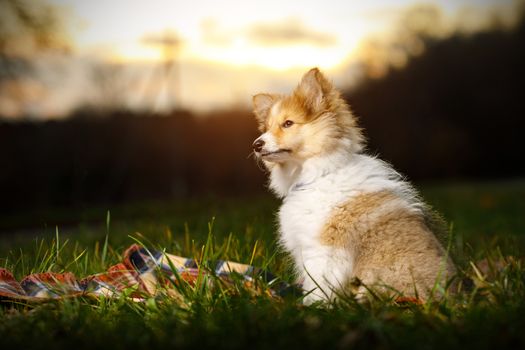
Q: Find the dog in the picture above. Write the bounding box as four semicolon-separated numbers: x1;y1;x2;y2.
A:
252;68;455;303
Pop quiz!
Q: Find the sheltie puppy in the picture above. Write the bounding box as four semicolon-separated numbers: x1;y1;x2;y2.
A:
252;68;455;303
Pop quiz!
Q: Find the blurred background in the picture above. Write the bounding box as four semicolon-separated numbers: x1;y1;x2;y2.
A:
0;0;524;232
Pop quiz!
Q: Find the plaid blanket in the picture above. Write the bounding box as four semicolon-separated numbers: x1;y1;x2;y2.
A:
0;244;297;302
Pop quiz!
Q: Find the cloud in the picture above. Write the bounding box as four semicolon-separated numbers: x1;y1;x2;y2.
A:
200;18;234;46
247;18;337;47
199;18;337;48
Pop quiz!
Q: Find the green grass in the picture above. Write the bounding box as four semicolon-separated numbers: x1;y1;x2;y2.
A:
1;180;524;349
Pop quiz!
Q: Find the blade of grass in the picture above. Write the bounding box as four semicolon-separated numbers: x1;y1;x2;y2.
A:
101;210;110;267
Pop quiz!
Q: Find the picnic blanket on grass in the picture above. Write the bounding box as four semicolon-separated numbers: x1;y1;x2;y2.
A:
0;244;297;302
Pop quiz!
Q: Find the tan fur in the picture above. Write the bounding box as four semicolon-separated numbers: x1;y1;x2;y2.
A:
320;191;398;247
321;191;455;299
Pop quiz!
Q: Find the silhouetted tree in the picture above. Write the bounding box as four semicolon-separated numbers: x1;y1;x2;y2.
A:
346;5;525;180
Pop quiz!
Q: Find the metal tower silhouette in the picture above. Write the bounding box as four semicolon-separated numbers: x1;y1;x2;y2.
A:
142;30;181;113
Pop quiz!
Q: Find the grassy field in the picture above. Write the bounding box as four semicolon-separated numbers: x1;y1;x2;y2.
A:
0;180;524;349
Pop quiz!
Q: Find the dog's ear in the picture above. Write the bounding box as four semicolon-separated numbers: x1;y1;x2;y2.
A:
252;93;275;125
294;68;333;112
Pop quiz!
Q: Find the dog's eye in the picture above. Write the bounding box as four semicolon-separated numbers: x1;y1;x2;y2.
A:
282;120;294;128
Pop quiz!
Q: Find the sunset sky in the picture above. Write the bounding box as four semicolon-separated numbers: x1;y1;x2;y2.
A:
54;0;508;67
1;0;518;118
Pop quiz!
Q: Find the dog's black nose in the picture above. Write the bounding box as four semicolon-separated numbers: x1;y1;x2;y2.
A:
253;139;265;153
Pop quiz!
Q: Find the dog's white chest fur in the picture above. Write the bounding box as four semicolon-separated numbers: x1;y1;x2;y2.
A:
279;179;349;301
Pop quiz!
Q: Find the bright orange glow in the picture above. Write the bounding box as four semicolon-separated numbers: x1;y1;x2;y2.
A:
187;42;357;71
105;26;361;71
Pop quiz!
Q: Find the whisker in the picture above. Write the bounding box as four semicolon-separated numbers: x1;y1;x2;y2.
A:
255;156;266;171
247;151;266;171
246;151;256;160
